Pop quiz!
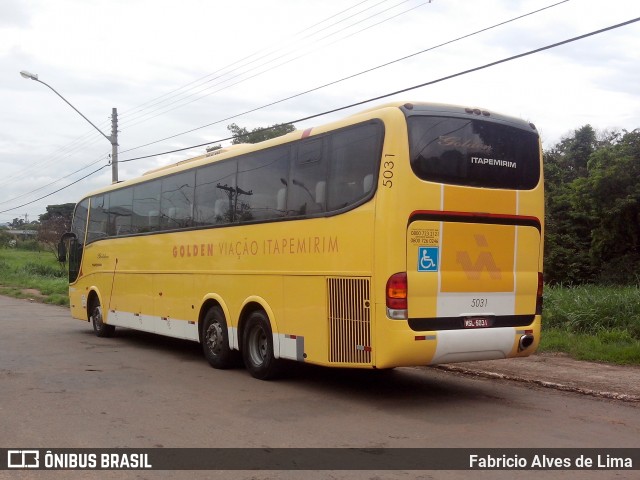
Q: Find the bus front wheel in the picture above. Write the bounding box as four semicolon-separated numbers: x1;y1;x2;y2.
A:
90;299;115;338
242;310;280;380
202;306;239;369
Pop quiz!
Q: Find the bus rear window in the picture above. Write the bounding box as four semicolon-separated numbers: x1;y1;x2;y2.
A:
407;116;540;190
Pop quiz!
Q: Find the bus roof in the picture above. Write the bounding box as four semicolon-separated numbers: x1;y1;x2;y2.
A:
80;101;535;199
359;101;537;131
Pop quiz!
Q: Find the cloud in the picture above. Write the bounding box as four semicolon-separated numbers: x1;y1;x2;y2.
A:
0;0;31;28
1;0;639;220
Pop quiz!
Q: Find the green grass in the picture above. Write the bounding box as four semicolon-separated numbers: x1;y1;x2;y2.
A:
540;328;640;364
540;284;640;364
0;248;69;305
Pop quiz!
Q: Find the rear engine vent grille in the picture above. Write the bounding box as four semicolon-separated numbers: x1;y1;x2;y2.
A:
327;277;371;364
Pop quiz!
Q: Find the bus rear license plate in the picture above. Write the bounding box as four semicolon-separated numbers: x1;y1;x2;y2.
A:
463;317;491;328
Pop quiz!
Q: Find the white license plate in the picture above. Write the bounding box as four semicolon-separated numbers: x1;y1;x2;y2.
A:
463;317;491;328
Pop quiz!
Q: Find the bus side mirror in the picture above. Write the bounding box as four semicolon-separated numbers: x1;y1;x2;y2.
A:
58;232;77;263
57;240;67;263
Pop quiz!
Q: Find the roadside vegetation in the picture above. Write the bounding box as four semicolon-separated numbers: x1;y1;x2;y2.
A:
540;126;640;365
540;285;640;364
0;247;68;306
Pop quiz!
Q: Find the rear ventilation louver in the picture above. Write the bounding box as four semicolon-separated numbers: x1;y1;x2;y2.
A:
327;277;371;364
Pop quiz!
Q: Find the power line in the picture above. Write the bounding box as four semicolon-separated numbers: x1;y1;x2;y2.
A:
119;0;569;155
0;155;109;207
3;1;408;212
4;15;638;214
6;1;410;193
0;164;110;214
118;0;427;131
117;0;400;126
1;1;386;193
119;15;640;165
116;0;377;122
0;126;108;190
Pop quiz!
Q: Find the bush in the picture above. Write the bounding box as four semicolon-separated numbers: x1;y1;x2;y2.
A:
20;262;66;278
0;230;12;248
15;240;40;251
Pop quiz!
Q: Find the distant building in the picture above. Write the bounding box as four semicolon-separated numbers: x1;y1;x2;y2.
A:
7;229;38;240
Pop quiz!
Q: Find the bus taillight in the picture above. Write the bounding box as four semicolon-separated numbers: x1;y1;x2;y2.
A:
386;272;408;320
536;272;544;315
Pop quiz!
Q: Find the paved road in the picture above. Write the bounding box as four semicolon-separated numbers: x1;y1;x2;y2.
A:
0;296;638;479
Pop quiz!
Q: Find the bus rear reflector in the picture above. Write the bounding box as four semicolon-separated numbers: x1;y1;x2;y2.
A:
386;272;408;320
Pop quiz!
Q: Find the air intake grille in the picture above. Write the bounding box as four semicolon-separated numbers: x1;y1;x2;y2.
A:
327;277;371;364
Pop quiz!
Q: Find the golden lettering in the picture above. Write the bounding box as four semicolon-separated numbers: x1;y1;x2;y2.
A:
172;236;339;258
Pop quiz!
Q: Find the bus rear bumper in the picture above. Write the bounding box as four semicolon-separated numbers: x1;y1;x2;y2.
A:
374;315;541;369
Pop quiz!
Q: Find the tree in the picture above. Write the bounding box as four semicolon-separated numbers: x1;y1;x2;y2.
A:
10;218;25;229
580;129;640;283
37;204;74;265
544;126;640;284
543;126;600;284
227;122;295;144
39;203;75;223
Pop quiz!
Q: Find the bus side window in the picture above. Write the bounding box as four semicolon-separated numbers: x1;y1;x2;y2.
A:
237;146;290;222
71;199;89;244
87;194;109;243
327;122;382;211
160;171;195;230
109;187;133;236
194;159;237;226
133;180;160;233
289;138;327;216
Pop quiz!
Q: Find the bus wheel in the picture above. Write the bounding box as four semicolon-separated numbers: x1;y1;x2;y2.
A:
242;310;280;380
90;299;115;338
202;306;238;369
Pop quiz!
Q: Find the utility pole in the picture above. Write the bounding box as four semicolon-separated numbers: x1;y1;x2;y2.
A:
20;70;119;184
111;108;118;183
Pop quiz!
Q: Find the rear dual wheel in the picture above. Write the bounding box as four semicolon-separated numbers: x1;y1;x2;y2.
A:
242;310;280;380
202;306;240;369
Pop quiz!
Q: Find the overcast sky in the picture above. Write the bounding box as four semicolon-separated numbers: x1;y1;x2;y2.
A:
1;0;638;222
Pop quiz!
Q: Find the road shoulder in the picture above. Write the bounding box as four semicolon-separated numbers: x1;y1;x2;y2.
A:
431;352;640;403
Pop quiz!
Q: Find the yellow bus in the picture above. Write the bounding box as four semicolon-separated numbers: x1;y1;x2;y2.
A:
60;101;544;379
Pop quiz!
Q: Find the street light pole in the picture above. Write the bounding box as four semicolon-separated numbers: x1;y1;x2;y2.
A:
20;70;119;183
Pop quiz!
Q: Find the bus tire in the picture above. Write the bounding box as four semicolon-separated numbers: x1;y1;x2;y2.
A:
202;306;239;369
242;310;280;380
90;298;115;338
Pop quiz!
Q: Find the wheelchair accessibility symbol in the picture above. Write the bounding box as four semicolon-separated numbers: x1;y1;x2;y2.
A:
418;246;439;272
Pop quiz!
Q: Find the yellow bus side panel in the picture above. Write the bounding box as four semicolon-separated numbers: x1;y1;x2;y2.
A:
281;276;328;364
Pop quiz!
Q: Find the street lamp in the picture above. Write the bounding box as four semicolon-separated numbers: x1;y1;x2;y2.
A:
20;70;119;183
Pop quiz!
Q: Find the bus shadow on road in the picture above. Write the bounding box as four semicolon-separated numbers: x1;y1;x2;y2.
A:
76;326;203;360
284;362;503;406
75;326;506;409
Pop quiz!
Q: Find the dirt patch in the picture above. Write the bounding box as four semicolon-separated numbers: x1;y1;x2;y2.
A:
20;288;47;302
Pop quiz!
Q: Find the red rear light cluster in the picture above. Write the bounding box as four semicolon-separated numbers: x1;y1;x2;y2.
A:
386;272;408;319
